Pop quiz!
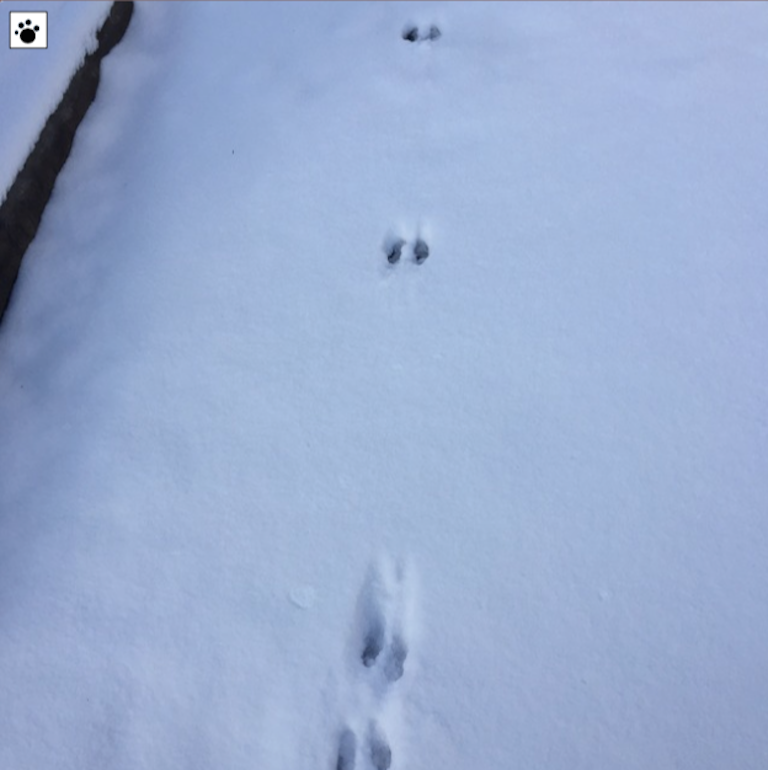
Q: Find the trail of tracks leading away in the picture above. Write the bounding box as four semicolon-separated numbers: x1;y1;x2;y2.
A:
1;4;767;769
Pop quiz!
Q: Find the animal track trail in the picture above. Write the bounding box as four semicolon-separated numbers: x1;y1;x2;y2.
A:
333;557;417;770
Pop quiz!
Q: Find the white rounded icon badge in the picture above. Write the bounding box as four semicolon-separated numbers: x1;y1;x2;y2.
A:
10;11;48;49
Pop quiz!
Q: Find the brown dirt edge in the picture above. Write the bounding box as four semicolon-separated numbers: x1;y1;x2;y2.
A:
0;1;134;324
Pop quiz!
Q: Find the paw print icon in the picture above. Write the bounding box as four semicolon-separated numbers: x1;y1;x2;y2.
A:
9;11;48;49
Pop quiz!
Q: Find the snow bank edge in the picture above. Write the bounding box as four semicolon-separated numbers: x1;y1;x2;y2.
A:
0;1;134;324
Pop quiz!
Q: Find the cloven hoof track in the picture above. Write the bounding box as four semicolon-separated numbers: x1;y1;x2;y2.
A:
382;235;430;266
402;24;441;42
385;237;405;265
369;721;393;770
413;239;429;264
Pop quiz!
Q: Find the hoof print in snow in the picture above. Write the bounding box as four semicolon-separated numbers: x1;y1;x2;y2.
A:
362;620;386;667
402;25;419;42
336;728;357;770
369;723;393;770
402;24;440;43
383;634;408;682
385;237;405;265
413;239;429;264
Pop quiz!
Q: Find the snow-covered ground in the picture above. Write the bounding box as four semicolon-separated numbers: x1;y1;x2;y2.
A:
1;2;768;768
0;0;112;201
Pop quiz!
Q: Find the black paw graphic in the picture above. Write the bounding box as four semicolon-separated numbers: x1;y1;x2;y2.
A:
15;19;40;44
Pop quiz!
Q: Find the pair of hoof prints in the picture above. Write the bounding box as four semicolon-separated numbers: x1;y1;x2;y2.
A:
335;559;413;770
337;722;392;770
402;24;441;43
385;237;429;266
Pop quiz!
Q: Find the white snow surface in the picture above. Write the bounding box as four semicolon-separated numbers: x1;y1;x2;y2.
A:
1;2;768;768
0;0;113;201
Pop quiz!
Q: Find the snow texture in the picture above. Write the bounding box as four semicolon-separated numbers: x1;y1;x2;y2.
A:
1;2;768;769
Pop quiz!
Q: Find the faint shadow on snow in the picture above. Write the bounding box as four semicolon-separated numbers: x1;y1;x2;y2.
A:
368;720;393;770
357;562;389;670
336;727;357;770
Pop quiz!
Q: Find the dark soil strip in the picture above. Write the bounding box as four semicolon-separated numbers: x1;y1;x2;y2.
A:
0;1;134;324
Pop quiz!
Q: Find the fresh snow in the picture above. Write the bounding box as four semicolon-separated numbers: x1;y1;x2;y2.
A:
1;2;768;769
0;0;113;201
